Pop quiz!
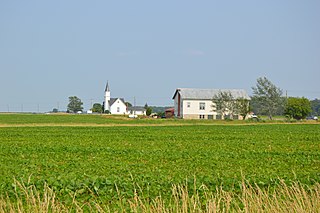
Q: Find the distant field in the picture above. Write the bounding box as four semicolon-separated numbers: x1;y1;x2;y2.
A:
0;114;319;211
0;113;255;128
0;113;318;126
0;113;151;125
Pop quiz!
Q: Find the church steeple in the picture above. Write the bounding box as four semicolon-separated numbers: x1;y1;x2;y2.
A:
105;81;110;92
104;81;111;112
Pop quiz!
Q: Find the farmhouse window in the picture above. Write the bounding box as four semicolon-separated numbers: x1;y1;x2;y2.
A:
117;107;120;112
199;102;205;110
187;102;191;108
199;115;205;119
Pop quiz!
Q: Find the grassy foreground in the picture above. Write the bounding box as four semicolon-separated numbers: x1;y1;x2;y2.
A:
1;179;319;212
0;114;319;212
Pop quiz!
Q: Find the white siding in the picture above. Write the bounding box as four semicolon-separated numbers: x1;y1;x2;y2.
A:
110;99;127;114
104;91;110;112
172;88;250;119
133;110;146;115
128;110;146;115
182;100;217;118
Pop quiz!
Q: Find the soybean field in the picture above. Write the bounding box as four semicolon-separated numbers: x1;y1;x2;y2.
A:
0;114;319;211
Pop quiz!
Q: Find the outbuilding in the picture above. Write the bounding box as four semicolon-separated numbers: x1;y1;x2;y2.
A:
172;88;250;119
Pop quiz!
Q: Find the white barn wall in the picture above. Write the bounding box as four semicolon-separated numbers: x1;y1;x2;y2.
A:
182;100;217;119
173;88;250;119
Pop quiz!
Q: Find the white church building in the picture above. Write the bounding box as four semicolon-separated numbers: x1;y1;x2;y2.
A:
104;82;127;114
103;82;147;115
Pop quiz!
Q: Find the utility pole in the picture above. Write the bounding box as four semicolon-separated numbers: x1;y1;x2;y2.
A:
7;104;9;113
37;104;40;113
134;96;136;117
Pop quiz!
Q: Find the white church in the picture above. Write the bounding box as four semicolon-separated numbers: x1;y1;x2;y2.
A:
103;82;146;115
103;82;127;114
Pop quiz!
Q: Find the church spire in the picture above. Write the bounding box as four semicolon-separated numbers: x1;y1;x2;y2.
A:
104;81;111;112
105;81;110;92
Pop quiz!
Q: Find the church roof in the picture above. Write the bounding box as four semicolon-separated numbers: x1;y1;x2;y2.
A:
172;88;250;100
109;98;125;106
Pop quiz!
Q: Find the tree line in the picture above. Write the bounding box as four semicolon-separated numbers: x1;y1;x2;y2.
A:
213;77;318;120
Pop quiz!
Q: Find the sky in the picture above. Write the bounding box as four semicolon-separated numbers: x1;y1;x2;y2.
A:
0;0;319;112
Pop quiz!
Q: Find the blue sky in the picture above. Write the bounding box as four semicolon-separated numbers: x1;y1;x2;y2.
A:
1;0;319;112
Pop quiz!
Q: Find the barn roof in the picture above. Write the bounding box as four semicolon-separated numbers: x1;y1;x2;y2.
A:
172;88;250;100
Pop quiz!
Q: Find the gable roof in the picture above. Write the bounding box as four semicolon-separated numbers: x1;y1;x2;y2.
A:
172;88;250;100
109;98;125;106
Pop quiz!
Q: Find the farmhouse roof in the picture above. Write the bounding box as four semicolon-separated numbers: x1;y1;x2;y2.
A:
128;106;146;111
172;88;250;100
109;98;125;106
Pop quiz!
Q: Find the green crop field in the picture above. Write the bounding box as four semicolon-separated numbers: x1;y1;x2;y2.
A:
0;114;319;211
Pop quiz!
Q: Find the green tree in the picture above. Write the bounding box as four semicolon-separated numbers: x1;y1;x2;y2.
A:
310;99;320;116
91;103;103;113
125;102;132;107
157;111;165;118
146;107;152;116
67;96;83;113
285;97;311;120
236;98;251;120
251;77;284;120
250;96;264;115
212;91;237;119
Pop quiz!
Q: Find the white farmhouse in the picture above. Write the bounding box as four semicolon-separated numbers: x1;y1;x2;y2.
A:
172;88;250;119
127;106;147;116
104;82;127;114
